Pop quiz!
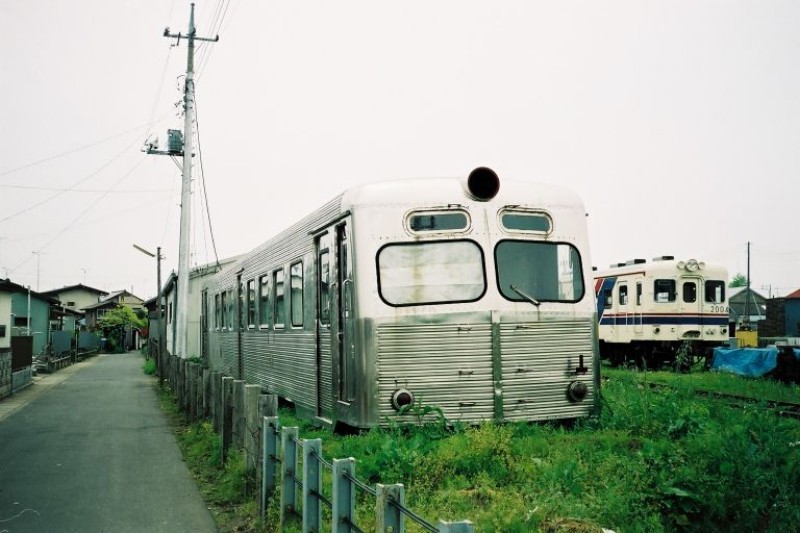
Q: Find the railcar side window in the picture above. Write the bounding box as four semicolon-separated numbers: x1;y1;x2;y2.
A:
318;250;330;325
214;294;220;330
274;269;285;328
619;284;628;305
247;279;256;328
220;292;228;330
290;261;303;327
377;240;485;306
654;279;676;302
636;282;642;305
227;289;235;329
408;211;469;232
501;211;552;233
496;241;584;302
258;275;271;328
683;281;697;303
705;280;725;303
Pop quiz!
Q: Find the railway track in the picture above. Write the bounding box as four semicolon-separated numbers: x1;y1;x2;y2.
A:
603;376;800;421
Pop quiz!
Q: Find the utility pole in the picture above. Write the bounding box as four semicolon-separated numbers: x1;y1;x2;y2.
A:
153;4;218;358
744;241;751;330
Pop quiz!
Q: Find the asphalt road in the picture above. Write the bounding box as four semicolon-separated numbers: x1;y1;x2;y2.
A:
0;353;217;532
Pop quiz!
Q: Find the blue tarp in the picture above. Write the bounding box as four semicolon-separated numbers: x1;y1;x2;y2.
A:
711;347;800;378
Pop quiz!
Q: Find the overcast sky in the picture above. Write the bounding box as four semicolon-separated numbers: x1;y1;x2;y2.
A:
1;1;798;300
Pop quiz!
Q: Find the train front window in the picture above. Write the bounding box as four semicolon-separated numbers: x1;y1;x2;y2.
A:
496;241;584;303
654;279;676;302
377;240;485;306
705;280;725;303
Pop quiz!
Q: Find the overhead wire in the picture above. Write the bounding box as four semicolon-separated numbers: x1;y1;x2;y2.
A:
7;156;148;276
0;134;144;224
194;96;221;268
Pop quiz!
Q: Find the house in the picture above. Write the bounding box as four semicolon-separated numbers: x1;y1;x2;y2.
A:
0;278;59;356
761;288;800;339
0;279;59;397
728;287;767;332
162;256;242;358
82;289;145;329
83;290;146;351
39;283;109;314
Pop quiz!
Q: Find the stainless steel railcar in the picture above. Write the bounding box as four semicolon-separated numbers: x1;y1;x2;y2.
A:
202;167;599;429
594;256;729;368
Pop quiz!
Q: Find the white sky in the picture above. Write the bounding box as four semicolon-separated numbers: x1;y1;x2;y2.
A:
1;1;798;300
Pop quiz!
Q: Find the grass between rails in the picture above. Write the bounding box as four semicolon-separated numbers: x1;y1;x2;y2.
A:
152;364;800;532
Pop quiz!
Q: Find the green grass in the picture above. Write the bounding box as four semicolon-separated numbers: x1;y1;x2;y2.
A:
154;370;800;532
604;366;800;403
142;358;156;375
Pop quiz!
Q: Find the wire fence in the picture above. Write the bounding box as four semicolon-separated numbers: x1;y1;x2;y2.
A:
262;417;474;533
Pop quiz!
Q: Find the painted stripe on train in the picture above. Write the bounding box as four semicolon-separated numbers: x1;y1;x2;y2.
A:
599;315;728;326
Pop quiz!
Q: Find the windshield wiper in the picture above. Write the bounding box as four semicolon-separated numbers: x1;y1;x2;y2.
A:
510;284;540;307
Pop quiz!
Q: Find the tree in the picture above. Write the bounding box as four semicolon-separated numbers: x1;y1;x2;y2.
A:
729;273;748;288
98;305;147;353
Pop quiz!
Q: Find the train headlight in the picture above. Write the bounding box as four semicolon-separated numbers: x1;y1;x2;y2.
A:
465;167;500;201
391;389;415;411
654;327;661;334
721;327;728;335
567;381;588;402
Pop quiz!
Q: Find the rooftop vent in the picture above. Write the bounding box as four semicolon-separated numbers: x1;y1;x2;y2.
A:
652;255;675;262
626;258;646;265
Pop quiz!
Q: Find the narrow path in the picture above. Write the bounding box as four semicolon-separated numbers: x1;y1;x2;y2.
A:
0;353;217;532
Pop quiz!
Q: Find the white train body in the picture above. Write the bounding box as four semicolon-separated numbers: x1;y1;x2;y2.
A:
594;257;729;366
202;168;599;429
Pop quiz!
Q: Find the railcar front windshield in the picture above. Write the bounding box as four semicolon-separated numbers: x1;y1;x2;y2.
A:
495;241;585;303
377;240;486;306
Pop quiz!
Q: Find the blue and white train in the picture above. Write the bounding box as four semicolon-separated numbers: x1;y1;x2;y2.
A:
594;256;729;368
201;167;600;429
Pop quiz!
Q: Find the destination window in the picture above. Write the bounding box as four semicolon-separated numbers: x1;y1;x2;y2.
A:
500;210;552;233
408;210;469;232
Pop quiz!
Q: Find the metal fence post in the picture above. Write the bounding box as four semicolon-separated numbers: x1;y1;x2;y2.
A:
438;520;474;533
261;416;280;518
376;483;405;533
303;438;322;532
281;426;299;527
332;458;356;533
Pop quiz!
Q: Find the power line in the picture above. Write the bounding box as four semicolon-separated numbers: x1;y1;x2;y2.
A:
0;183;171;194
0;135;143;224
8;156;148;276
0;116;170;180
194;98;221;268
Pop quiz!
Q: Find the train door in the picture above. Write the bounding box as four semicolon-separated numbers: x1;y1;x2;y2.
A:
679;277;702;322
633;282;644;334
618;282;630;341
315;231;334;420
236;273;244;379
201;288;209;361
334;220;356;407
